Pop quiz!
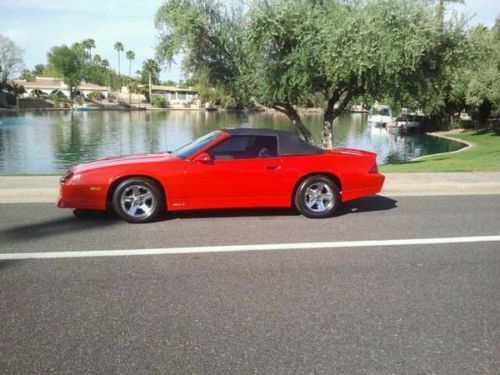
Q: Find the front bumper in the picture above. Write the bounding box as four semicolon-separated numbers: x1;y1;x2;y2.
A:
58;181;107;210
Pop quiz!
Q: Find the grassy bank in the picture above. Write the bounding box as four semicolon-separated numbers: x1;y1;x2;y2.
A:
380;130;500;172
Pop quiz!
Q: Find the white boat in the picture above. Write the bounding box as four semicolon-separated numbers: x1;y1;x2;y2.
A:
368;104;393;127
204;102;217;111
386;111;422;132
72;103;89;111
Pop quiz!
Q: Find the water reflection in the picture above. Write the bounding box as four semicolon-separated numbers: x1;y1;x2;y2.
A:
0;110;464;174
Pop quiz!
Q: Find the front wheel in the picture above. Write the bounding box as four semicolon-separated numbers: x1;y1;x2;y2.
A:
112;178;163;223
294;175;340;218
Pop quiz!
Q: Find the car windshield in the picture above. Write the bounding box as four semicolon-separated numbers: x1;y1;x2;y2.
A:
172;131;222;159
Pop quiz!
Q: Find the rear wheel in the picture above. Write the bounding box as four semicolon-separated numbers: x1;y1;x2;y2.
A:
112;178;163;223
294;175;340;218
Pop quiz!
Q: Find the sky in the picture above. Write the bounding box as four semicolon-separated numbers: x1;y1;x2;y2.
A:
1;0;499;83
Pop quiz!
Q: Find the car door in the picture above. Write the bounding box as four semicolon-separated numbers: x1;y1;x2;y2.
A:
183;135;288;209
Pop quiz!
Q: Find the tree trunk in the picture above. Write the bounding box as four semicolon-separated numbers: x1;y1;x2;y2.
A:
148;72;152;104
15;94;19;110
322;120;334;149
272;104;314;144
321;88;356;149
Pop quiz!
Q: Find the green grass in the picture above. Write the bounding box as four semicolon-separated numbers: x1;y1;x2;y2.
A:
380;130;500;172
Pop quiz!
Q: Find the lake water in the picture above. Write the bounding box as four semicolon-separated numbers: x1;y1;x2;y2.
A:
0;110;465;174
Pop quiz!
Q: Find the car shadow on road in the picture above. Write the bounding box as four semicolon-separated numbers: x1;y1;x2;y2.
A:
168;195;397;220
1;210;119;243
333;195;398;217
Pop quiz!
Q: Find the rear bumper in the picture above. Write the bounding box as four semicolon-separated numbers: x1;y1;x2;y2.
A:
342;173;385;202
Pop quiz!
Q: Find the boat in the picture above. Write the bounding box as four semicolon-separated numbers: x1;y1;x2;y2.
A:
368;104;393;127
204;102;217;111
386;108;423;132
386;114;421;132
350;104;368;113
72;103;89;111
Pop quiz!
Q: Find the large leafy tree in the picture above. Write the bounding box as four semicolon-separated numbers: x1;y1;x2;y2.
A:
155;0;248;108
0;34;24;84
249;0;459;147
47;44;85;101
462;25;500;124
155;0;468;146
435;0;464;27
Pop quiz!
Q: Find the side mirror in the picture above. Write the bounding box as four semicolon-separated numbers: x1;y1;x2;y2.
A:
194;152;212;163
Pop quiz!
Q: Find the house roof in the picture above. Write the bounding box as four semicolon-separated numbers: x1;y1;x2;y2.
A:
150;85;198;93
13;77;109;91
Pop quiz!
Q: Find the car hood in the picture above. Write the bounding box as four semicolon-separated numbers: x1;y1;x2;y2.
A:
72;153;175;173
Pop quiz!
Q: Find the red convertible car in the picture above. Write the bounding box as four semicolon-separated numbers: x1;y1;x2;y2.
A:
58;128;385;223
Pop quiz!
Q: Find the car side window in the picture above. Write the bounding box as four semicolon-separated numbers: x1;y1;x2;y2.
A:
208;135;278;160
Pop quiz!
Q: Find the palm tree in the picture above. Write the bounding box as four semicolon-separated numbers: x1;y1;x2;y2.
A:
93;54;102;65
143;59;160;103
82;39;96;60
7;82;26;109
101;59;110;68
114;42;124;80
127;80;138;104
126;50;135;77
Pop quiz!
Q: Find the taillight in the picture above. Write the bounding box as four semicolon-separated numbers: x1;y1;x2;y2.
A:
369;163;378;173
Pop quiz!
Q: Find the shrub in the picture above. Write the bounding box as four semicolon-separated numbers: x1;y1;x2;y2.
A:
152;95;168;108
87;91;105;100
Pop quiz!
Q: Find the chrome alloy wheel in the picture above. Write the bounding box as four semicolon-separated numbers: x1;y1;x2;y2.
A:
119;184;156;219
304;182;334;213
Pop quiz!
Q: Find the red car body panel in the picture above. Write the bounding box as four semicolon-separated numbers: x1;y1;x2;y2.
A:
58;130;385;212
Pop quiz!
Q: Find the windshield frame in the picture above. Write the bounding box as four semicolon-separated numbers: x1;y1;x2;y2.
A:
172;130;223;160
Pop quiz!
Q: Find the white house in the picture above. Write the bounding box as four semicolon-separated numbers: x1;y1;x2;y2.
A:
13;77;110;98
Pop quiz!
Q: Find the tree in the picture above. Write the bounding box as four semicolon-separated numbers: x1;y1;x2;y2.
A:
143;58;161;102
82;38;96;60
127;80;139;104
436;0;464;27
462;25;500;124
126;50;135;77
20;69;35;81
47;44;85;102
5;82;26;109
155;0;470;145
114;41;124;80
93;54;102;65
155;0;247;110
101;59;110;68
0;34;24;84
34;64;45;75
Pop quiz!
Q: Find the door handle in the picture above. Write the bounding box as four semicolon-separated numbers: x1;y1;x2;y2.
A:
266;165;281;170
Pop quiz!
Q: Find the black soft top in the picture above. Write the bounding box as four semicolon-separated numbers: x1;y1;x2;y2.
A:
224;128;324;156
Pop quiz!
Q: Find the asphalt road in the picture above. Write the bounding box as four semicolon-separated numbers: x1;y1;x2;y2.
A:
1;195;499;374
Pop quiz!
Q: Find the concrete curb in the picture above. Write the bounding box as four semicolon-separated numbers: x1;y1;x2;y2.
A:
1;173;500;204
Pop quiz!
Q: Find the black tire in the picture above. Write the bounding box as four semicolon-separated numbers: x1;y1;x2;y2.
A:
112;178;163;223
294;175;340;218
